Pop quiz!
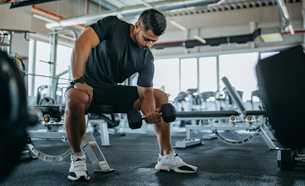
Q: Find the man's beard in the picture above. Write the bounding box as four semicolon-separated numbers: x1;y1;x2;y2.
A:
135;31;147;50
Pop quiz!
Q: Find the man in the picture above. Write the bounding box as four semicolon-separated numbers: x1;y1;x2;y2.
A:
64;9;197;181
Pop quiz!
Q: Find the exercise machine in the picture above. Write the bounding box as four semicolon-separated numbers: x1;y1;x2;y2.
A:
256;45;305;170
174;77;277;150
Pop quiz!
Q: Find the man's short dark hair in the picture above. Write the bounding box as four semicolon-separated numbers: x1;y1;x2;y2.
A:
138;9;167;36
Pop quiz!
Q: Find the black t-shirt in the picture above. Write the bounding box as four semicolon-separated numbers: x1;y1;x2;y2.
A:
83;16;154;88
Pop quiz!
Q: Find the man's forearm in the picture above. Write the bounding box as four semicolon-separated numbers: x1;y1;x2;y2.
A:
140;95;156;115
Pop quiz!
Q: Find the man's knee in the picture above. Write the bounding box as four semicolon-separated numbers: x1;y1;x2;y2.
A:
154;89;168;105
65;89;90;115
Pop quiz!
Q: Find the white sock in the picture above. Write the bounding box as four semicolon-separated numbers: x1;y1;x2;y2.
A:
72;152;85;157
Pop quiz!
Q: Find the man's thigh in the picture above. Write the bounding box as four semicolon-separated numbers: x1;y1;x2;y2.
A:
93;84;139;113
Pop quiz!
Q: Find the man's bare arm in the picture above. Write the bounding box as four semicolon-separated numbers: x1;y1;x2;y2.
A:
137;86;161;124
71;27;100;79
70;27;100;102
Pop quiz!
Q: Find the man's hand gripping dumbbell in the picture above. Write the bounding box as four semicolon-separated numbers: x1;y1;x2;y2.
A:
127;103;177;129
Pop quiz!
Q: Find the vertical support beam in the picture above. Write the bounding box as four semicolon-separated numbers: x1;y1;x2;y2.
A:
49;31;58;99
30;39;37;98
99;121;111;146
179;58;181;92
216;55;220;91
197;57;200;93
7;31;12;54
197;28;201;53
184;29;190;54
68;65;72;81
249;22;256;33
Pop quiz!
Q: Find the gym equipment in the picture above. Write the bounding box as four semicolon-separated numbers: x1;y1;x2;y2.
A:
39;97;55;105
127;103;177;129
173;91;187;111
36;85;60;105
0;50;118;180
199;91;217;111
27;104;117;172
185;88;201;111
87;105;121;146
250;90;263;110
0;29;35;54
0;51;39;182
256;45;305;170
174;77;277;149
277;148;305;170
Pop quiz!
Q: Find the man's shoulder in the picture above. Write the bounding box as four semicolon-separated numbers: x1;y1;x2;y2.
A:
99;16;118;24
103;16;128;26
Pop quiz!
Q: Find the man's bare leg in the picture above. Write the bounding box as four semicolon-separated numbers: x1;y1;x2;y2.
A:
65;88;92;181
133;89;171;156
133;89;198;173
65;89;91;152
152;89;172;156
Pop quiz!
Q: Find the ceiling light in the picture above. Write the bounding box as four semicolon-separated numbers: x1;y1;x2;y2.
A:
208;0;225;7
194;35;206;44
33;14;58;23
254;27;283;43
169;20;187;31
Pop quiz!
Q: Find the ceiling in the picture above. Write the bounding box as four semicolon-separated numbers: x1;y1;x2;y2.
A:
89;0;301;16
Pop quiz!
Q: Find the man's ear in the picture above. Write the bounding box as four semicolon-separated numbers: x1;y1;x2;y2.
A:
135;21;141;30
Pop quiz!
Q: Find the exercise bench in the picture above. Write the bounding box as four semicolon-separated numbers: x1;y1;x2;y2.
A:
221;76;277;149
26;104;118;173
174;78;278;150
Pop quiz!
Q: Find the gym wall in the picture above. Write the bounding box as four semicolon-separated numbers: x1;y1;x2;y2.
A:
0;3;31;65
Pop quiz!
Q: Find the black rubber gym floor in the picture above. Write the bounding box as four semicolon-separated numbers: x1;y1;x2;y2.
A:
2;130;305;186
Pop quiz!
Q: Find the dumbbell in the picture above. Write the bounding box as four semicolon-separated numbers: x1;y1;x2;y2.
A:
127;103;176;129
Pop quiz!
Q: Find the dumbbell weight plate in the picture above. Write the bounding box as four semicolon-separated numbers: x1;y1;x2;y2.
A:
39;97;55;105
161;103;176;123
0;51;29;181
127;109;142;129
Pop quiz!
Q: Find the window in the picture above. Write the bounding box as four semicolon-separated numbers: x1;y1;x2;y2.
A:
34;41;51;97
260;52;279;59
199;57;217;92
56;44;73;87
153;58;179;101
55;44;73;103
181;58;197;92
219;52;259;102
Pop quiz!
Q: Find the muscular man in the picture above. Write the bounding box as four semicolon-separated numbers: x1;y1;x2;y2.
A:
64;9;197;181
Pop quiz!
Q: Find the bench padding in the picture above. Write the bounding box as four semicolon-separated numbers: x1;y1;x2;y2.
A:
176;110;239;117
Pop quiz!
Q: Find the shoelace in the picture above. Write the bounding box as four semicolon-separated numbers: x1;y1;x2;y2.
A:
71;158;86;169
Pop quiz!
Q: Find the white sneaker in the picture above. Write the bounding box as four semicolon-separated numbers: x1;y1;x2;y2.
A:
155;150;198;173
68;152;90;181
